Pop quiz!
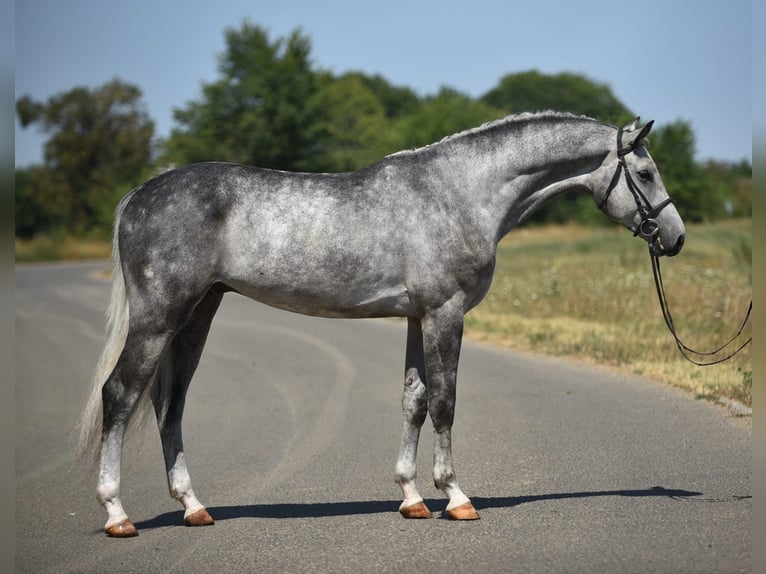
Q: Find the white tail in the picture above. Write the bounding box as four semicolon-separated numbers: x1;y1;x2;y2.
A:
76;189;170;466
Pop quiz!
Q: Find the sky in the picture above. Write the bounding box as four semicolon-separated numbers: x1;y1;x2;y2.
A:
15;0;753;168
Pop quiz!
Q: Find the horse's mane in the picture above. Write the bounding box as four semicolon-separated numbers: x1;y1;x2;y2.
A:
386;111;604;159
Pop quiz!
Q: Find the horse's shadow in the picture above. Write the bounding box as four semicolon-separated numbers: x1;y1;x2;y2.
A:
133;485;709;530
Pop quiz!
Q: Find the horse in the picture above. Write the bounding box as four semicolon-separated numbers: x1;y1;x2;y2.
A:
77;111;686;537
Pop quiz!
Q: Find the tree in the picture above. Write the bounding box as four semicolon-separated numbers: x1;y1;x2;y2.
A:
16;79;154;234
14;168;50;238
699;159;751;218
347;72;421;119
387;87;504;151
649;121;724;222
308;73;390;172
481;70;634;126
165;23;320;171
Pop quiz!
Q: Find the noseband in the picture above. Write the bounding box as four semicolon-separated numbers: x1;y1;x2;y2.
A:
598;128;674;242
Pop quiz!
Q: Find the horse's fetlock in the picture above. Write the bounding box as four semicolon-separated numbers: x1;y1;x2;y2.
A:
433;470;456;491
169;478;193;500
395;464;417;484
96;480;120;505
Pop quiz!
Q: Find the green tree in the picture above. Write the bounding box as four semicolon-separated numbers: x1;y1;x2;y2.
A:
701;159;751;218
165;23;320;171
388;86;504;151
14;167;50;238
649;121;724;222
309;73;390;172
481;70;634;126
347;72;421;119
16;79;154;235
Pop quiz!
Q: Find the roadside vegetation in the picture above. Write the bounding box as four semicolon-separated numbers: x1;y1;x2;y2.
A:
465;219;752;406
15;231;111;262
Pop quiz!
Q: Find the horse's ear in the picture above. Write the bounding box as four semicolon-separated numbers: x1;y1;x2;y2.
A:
621;119;653;151
623;117;641;132
629;120;654;148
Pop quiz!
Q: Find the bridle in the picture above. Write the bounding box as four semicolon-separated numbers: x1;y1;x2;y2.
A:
601;125;751;366
598;126;675;247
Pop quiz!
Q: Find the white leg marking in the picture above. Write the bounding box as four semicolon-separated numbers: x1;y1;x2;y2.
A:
433;428;472;511
395;424;424;508
97;432;129;528
395;370;428;509
164;441;206;516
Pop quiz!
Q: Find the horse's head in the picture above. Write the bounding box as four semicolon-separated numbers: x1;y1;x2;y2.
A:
596;118;685;257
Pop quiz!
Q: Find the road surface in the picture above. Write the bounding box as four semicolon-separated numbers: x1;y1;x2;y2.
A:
15;262;751;573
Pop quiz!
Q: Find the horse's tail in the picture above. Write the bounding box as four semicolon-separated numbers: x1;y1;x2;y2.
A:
76;188;174;466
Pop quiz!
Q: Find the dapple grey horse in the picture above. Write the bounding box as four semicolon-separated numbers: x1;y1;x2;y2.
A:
78;112;685;536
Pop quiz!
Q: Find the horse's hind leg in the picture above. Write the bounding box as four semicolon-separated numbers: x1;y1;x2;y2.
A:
97;277;217;537
394;318;432;518
152;288;223;527
98;328;176;537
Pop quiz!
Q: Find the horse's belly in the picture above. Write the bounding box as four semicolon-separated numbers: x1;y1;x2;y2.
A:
220;210;416;317
223;276;415;319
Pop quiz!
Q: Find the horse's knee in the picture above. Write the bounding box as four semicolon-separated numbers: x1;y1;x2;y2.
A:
428;399;455;433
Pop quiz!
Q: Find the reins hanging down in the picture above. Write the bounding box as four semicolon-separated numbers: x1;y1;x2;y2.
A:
649;250;752;366
604;123;751;366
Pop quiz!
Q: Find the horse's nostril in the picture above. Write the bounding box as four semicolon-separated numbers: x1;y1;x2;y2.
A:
668;233;685;256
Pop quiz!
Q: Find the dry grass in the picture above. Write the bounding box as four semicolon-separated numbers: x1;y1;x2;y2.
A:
465;219;752;406
15;233;112;262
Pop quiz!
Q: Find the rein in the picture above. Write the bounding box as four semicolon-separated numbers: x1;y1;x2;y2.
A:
601;125;752;366
649;251;752;366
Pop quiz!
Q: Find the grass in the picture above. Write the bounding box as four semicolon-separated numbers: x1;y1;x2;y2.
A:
15;220;752;406
15;232;112;262
464;219;752;407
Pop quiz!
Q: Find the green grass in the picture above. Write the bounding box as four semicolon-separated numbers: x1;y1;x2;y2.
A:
465;219;752;406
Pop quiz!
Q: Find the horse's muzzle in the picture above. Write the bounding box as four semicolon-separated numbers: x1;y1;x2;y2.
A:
651;233;685;257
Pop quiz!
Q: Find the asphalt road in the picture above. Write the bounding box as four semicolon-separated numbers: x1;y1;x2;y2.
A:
15;262;751;573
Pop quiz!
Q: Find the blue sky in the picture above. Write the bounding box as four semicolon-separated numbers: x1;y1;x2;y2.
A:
15;0;752;167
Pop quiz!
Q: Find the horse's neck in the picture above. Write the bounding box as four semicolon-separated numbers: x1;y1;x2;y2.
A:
452;119;614;242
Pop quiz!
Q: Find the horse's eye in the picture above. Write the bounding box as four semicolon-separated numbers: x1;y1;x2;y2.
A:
637;170;652;182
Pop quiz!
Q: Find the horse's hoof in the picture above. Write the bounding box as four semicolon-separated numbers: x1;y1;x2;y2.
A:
105;519;138;537
184;508;215;527
446;502;480;520
399;501;432;519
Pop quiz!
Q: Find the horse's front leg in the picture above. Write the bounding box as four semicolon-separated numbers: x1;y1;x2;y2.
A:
422;303;480;520
395;318;432;518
